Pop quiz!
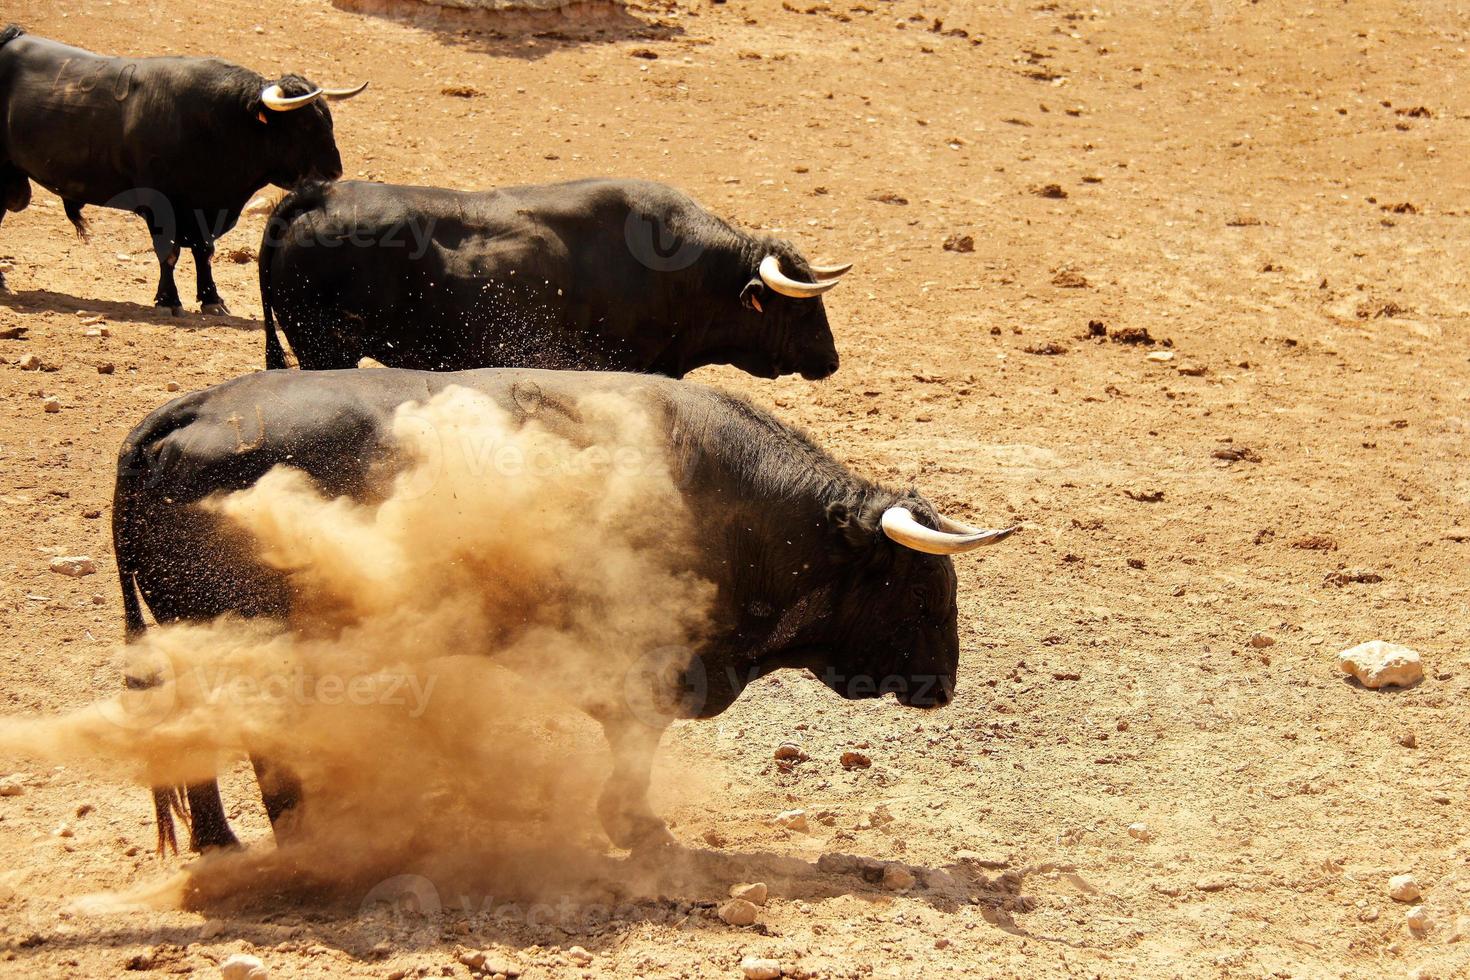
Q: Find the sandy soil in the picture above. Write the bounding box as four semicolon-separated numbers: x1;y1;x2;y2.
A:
1;0;1468;977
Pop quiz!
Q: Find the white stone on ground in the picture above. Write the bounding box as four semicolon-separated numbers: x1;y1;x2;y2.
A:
740;956;783;980
717;899;759;926
729;882;768;906
1388;874;1422;903
49;556;97;577
1339;640;1423;689
220;954;269;980
1128;822;1152;842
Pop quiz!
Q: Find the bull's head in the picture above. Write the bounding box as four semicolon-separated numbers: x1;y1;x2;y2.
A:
734;247;848;381
812;493;1016;708
252;74;368;188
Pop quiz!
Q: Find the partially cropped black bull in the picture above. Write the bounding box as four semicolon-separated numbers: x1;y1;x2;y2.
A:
260;178;851;380
113;368;1015;853
0;25;365;313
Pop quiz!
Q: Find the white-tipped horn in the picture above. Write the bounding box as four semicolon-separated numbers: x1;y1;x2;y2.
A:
880;506;1018;556
260;84;323;112
759;255;840;299
809;261;853;280
320;81;369;101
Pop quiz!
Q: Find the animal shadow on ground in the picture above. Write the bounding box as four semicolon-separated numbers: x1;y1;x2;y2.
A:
8;846;1050;969
329;0;683;62
0;288;261;333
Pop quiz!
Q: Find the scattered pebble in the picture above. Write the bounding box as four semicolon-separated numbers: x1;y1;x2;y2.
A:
52;822;74;838
840;750;872;769
773;742;807;762
717;898;759;926
1127;822;1152;842
1249;632;1276;649
566;946;593;967
458;951;486;970
166;381;181;392
740;957;782;980
942;233;975;253
729;881;768;906
1145;350;1175;363
0;776;24;797
49;556;97;578
1398;731;1417;748
1407;905;1431;931
220;954;269;980
881;864;917;892
773;809;809;833
1323;568;1383;587
97;362;115;374
1339;641;1423;689
1389;874;1422;903
17;352;42;370
42;396;60;413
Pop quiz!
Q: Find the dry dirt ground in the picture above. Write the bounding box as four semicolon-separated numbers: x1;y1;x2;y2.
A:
2;0;1469;977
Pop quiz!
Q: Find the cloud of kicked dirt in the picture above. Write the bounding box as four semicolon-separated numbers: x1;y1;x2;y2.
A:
0;385;715;912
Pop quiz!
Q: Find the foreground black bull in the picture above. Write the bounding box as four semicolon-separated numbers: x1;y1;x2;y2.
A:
0;25;365;312
259;178;850;379
114;368;1015;853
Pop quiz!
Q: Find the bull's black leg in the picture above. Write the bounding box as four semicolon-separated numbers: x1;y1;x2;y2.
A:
184;781;240;852
63;199;88;240
250;754;303;840
594;715;674;851
152;238;183;314
193;243;228;315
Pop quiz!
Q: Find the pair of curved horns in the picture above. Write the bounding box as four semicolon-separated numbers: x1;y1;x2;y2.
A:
758;255;853;299
260;81;370;112
880;507;1018;555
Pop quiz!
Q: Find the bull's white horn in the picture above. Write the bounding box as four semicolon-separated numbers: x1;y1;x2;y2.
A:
880;506;1018;556
261;84;323;112
809;261;854;280
321;81;369;101
759;255;840;299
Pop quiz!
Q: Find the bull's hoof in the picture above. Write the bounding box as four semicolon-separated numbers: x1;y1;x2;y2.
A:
155;302;184;316
189;828;242;854
600;807;675;852
200;302;230;316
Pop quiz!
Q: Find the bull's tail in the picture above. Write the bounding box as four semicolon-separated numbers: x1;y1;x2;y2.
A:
113;441;193;856
260;179;331;370
0;25;24;49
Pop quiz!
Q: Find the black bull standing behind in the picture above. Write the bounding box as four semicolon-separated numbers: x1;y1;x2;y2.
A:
113;368;1016;853
259;178;851;379
0;25;365;313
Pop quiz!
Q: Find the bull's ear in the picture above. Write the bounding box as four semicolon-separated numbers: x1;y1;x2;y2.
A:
826;500;877;550
740;278;766;314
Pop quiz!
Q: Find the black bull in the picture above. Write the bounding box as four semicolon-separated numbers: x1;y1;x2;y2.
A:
0;25;360;312
259;178;847;380
113;368;1014;853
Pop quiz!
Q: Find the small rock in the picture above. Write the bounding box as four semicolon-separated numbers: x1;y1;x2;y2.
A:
566;946;593;967
1249;632;1276;649
1360;906;1381;923
1145;350;1175;363
1324;568;1383;587
49;556;97;578
97;362;115;375
702;828;728;848
17;352;42;371
1399;731;1417;748
942;234;975;253
1177;361;1208;376
934;938;951;949
53;822;74;839
773;809;809;833
773;742;807;762
220;954;269;980
1340;641;1424;689
840;750;872;770
0;776;25;797
881;864;917;892
458;951;486;970
729;882;768;906
1389;874;1422;903
1127;822;1152;842
717;898;759;926
1407;905;1431;931
1050;269;1089;288
166;381;181;392
43;396;61;413
740;957;782;980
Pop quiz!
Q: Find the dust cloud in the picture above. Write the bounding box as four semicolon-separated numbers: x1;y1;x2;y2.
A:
0;386;715;910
